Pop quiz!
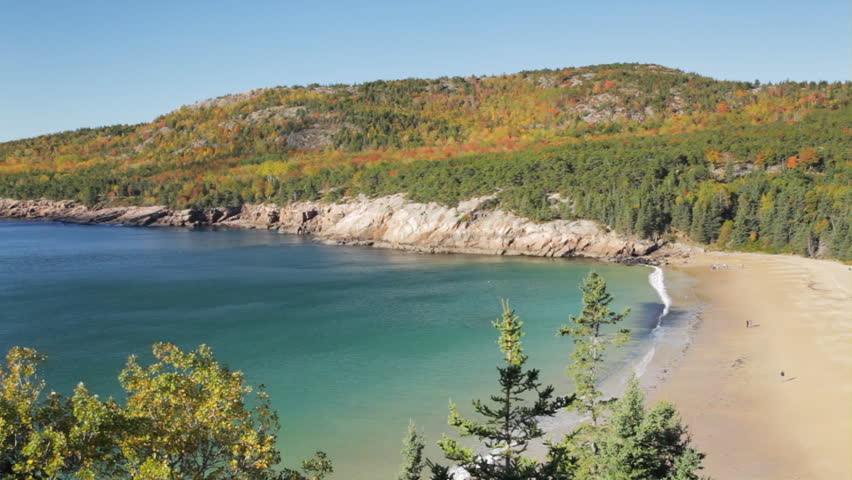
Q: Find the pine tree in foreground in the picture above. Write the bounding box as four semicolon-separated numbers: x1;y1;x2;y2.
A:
560;271;631;427
435;300;571;480
398;420;426;480
547;270;631;479
599;375;705;480
549;272;706;480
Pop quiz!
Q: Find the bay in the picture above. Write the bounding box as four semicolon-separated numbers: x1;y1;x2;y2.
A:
0;220;662;478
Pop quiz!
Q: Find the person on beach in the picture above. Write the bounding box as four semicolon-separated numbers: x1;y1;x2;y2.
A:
780;370;785;382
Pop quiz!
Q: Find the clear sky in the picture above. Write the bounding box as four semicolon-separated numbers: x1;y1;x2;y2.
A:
1;0;849;142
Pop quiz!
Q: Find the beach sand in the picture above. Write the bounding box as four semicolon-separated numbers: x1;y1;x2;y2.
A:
654;252;852;480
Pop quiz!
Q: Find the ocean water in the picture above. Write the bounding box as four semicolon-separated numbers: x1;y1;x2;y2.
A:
0;220;664;478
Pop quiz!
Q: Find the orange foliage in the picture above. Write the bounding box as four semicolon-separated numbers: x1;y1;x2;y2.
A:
786;155;799;168
797;147;819;167
754;150;770;166
1;63;847;210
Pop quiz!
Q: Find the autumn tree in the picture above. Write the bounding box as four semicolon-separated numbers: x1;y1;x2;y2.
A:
0;347;67;479
0;347;124;480
0;344;332;480
116;343;281;480
796;147;820;169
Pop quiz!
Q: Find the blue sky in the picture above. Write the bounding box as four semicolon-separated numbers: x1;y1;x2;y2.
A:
1;0;849;142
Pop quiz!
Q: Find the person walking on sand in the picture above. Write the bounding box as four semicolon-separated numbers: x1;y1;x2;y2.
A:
780;370;785;382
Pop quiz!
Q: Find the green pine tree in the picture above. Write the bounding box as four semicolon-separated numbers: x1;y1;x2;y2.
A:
560;272;630;427
550;271;630;479
436;300;570;479
599;375;705;480
399;420;426;480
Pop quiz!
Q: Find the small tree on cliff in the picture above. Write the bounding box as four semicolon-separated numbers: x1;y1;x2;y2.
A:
435;300;571;479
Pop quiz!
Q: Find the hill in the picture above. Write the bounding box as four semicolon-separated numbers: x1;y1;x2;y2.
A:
1;63;850;259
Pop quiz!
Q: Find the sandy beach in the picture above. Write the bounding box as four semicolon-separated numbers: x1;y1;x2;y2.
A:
654;252;852;480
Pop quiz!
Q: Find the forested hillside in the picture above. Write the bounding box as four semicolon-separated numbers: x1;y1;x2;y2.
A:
1;63;850;259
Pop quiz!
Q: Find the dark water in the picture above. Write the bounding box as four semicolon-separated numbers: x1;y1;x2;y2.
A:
0;220;661;478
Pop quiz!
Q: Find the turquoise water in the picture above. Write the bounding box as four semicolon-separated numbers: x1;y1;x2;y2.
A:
0;221;662;478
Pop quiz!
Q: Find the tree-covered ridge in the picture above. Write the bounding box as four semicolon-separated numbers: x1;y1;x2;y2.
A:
1;63;850;259
2;63;846;179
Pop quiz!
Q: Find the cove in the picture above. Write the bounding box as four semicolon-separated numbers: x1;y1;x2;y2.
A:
0;220;663;479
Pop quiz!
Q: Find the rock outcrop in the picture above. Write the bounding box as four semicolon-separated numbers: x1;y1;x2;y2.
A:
0;196;682;263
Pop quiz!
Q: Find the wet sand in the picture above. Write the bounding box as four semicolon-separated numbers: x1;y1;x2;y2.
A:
655;252;852;480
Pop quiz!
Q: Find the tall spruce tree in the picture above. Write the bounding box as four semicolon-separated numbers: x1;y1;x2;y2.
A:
436;300;569;479
560;272;630;427
729;177;766;246
551;271;630;479
398;421;426;480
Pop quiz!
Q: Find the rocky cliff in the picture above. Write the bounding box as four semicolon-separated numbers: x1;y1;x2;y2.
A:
0;196;678;263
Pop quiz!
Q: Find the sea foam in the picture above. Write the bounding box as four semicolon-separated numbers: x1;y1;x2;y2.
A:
634;266;672;377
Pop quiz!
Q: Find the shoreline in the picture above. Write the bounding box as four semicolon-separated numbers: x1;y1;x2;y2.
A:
653;251;852;480
0;196;682;265
5;208;849;477
632;265;675;378
535;264;699;448
1;218;696;480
